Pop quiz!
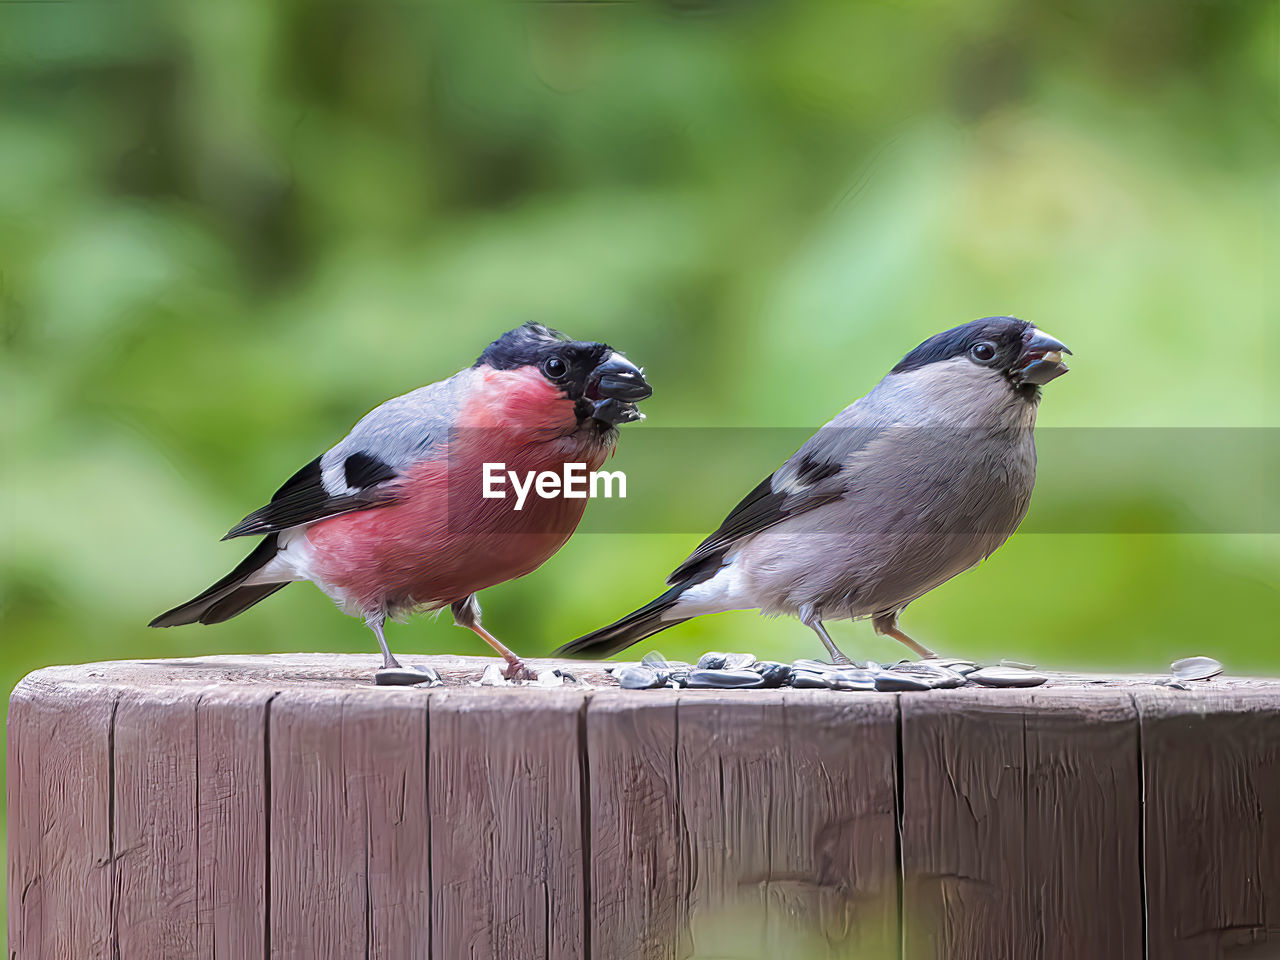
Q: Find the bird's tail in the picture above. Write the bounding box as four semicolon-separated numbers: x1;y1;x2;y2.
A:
150;535;289;627
558;584;690;660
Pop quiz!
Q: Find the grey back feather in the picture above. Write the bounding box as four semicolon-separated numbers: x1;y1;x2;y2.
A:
734;359;1040;618
669;361;975;582
319;368;477;496
224;368;478;539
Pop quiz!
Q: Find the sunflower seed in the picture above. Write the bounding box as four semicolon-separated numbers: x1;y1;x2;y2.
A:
873;672;933;692
824;667;877;684
889;661;949;676
697;652;729;670
969;666;1048;688
1170;656;1222;681
792;658;838;673
685;668;766;689
616;665;663;690
376;664;441;687
889;662;968;688
789;670;835;689
409;666;445;688
828;673;877;691
476;664;509;687
933;658;978;674
752;661;793;687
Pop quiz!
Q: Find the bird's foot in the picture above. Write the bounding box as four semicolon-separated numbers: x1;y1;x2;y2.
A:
501;658;534;682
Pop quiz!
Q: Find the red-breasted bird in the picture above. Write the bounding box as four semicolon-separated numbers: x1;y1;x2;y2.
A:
152;323;652;683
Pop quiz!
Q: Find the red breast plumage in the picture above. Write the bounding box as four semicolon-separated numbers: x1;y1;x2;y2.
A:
307;365;613;615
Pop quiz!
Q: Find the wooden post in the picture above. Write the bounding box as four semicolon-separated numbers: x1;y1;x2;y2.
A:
7;655;1280;959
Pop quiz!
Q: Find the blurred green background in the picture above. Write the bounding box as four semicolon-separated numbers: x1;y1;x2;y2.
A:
2;0;1276;936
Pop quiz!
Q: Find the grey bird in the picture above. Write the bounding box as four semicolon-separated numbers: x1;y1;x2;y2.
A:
558;316;1069;663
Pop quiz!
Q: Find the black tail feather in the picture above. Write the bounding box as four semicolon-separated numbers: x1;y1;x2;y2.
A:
150;535;286;627
199;582;289;624
557;585;689;660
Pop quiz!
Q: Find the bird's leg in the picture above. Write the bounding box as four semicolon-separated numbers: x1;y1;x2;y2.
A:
800;607;854;665
872;612;936;660
368;611;400;669
451;595;531;681
369;611;433;686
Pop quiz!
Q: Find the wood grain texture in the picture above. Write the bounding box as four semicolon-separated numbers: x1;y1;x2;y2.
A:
6;677;117;960
1136;686;1280;959
429;687;587;960
8;656;1280;960
268;689;430;960
900;688;1143;960
675;690;900;960
195;687;273;959
7;681;41;960
585;691;684;960
349;692;432;960
113;687;199;958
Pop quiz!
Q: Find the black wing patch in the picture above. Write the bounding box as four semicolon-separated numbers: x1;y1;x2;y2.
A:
344;452;398;489
222;453;402;540
666;473;843;585
794;453;841;485
664;419;894;584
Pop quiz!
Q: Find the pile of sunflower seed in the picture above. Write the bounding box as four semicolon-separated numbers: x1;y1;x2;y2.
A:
608;651;1049;692
393;654;1224;691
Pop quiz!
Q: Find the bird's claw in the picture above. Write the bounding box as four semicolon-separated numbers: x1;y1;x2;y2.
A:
502;659;534;682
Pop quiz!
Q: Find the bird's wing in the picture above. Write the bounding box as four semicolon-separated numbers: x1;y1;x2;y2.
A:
223;375;468;539
667;409;891;584
221;453;399;539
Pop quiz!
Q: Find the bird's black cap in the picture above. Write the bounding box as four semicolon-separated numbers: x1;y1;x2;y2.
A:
891;316;1032;375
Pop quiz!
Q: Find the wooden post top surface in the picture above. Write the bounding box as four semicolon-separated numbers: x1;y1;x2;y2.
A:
10;653;1280;959
13;653;1280;712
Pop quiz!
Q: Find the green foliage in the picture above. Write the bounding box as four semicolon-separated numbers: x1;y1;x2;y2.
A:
2;0;1276;933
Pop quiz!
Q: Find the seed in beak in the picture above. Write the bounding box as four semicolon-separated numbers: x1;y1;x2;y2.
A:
1040;350;1063;364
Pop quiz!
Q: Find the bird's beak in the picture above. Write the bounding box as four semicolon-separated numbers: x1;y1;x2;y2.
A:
586;353;652;425
1013;327;1072;386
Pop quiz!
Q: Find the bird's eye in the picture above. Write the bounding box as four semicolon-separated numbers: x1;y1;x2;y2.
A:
970;341;997;363
542;356;568;381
